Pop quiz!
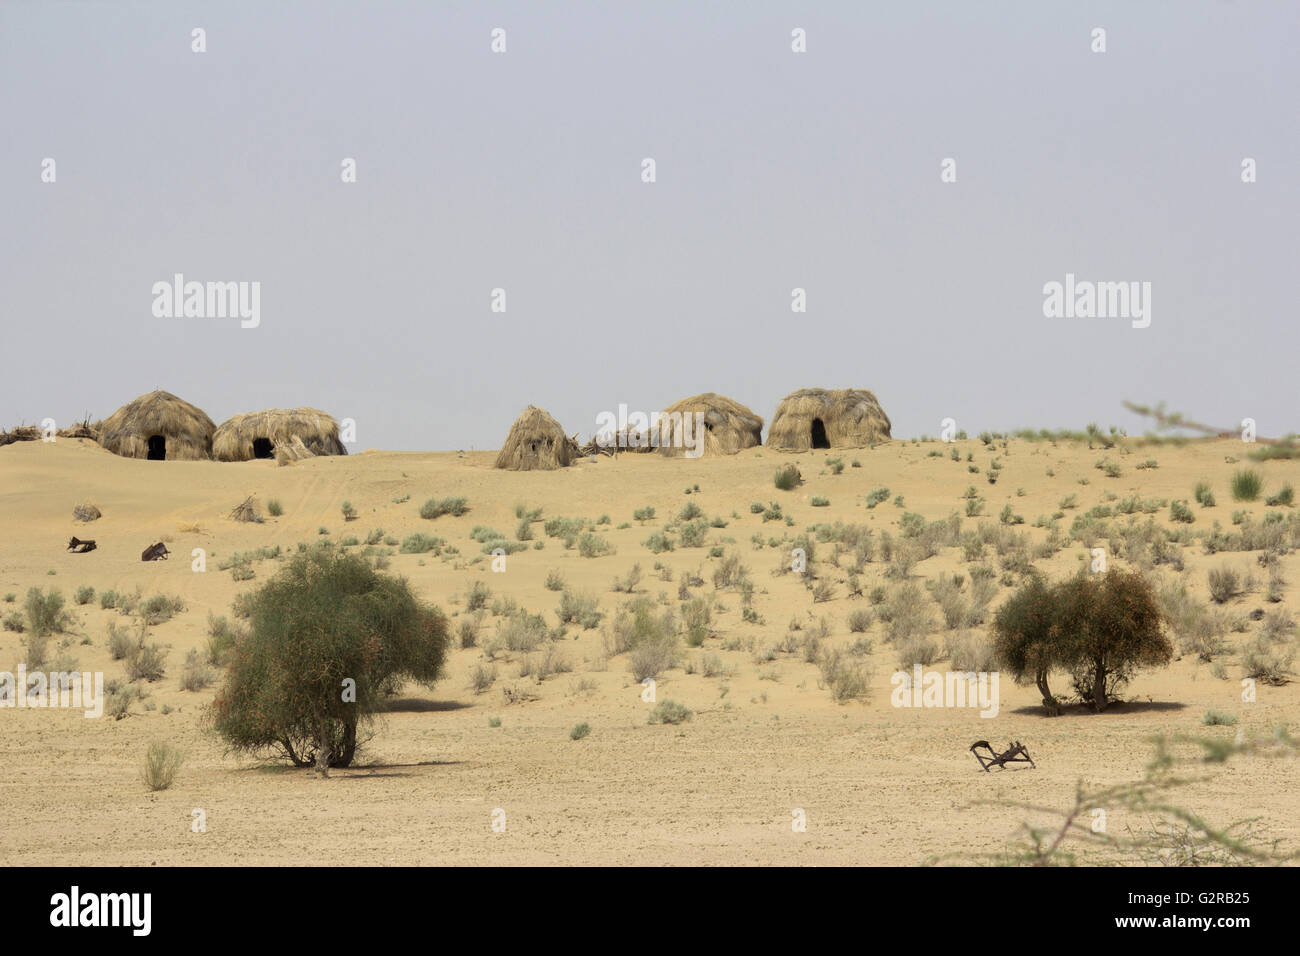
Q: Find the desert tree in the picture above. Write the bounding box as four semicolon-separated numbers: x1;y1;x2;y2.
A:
209;549;450;773
993;569;1171;714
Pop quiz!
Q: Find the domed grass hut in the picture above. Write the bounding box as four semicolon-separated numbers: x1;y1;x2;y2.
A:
649;392;763;457
97;390;216;461
767;388;891;451
213;408;347;462
495;406;580;471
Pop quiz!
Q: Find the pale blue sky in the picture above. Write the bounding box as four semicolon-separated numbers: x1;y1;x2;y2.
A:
3;1;1296;450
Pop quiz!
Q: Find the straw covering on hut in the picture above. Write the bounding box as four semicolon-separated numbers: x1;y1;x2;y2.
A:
495;406;580;471
649;392;763;457
97;390;216;460
213;408;347;462
767;387;891;451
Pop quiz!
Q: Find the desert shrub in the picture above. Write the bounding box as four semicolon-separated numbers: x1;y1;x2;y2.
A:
1158;579;1227;661
1265;483;1295;507
209;550;450;771
864;487;890;509
1169;500;1195;524
341;501;357;521
141;741;183;791
1202;710;1237;726
139;594;185;625
24;587;70;636
569;722;591;741
1241;634;1293;685
946;630;996;672
643;531;674;554
604;597;678;679
647;699;692;725
125;639;168;682
557;590;603;629
633;506;656;522
2;612;24;633
774;465;801;491
24;630;50;669
494;611;551;654
400;533;444;554
518;643;572;681
420;496;468;519
545;569;566;591
927;576;967;630
74;586;95;606
1194;482;1215;508
1260;607;1296;643
466;580;491;611
99;590;119;610
470;663;497;693
577;532;613;558
206;614;237;665
883;582;933;643
1231;470;1262;502
107;621;136;660
180;648;215;691
457;614;481;649
266;499;284;517
846;608;873;633
817;647;871;702
678;520;709;549
678;501;704;521
681;596;711;646
1207;566;1241;604
611;563;642;594
897;635;941;668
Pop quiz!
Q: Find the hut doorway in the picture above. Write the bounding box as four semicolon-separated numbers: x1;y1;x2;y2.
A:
147;435;166;460
810;418;830;449
252;437;275;459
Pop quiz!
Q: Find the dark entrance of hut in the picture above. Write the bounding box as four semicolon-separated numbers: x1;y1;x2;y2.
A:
252;437;275;459
147;435;166;460
810;418;830;449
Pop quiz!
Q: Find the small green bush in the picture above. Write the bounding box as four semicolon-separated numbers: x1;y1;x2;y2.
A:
141;741;183;791
648;699;693;725
1231;470;1262;502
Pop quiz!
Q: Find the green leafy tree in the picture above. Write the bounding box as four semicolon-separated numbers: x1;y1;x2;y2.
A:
210;549;450;773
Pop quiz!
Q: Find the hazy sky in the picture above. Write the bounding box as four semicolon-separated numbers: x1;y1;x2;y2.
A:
3;1;1296;451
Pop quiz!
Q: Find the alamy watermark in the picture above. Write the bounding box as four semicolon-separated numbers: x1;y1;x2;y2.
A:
1043;273;1150;329
890;665;999;718
152;273;260;328
0;667;104;718
594;404;706;458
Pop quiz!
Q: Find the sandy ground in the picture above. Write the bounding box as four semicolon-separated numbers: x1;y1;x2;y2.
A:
1;435;1297;865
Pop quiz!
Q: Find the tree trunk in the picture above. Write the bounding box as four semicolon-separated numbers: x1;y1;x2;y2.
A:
1092;658;1108;712
1035;669;1060;716
315;718;331;777
332;717;357;768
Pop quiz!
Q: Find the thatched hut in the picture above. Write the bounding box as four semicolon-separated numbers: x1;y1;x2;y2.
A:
213;408;347;462
649;393;763;457
495;406;579;471
767;388;891;451
97;390;216;461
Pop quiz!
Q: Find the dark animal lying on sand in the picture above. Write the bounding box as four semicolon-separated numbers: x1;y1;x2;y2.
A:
141;542;170;561
67;537;97;553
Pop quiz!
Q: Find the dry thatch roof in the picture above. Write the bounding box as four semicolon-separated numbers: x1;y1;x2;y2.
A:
97;390;216;460
649;393;763;457
213;408;346;462
767;388;891;451
495;406;580;471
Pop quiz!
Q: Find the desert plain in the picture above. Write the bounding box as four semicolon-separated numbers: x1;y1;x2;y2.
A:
1;434;1297;866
